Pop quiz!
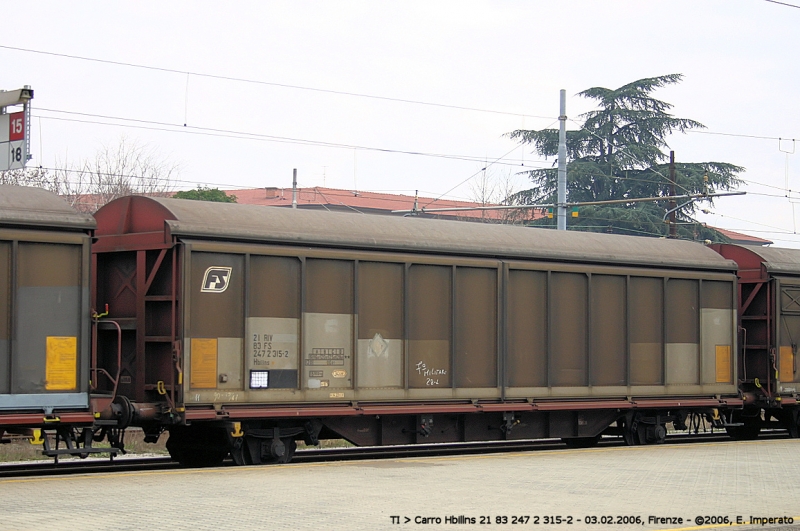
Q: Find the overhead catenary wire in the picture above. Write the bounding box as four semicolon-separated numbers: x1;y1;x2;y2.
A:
33;111;545;202
395;191;745;214
34;165;258;190
16;46;799;200
0;44;561;201
9;44;800;179
415;118;563;209
24;164;800;243
688;130;799;142
764;0;800;9
38;114;795;238
8;45;800;240
746;191;800;200
5;45;798;143
31;164;494;204
420;144;529;209
740;177;800;194
702;210;796;234
755;235;800;244
0;44;553;121
29;111;800;240
37;104;769;196
566;224;684;239
32;109;551;169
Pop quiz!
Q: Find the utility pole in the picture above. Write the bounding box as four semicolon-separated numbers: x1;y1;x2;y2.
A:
668;151;676;238
557;89;567;231
292;168;298;209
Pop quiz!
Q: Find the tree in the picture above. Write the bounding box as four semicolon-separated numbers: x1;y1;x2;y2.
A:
507;74;744;240
173;186;237;203
0;166;55;188
1;166;94;209
64;137;178;212
0;137;179;213
468;167;528;224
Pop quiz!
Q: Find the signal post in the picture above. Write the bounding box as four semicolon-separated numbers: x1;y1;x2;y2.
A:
0;86;34;171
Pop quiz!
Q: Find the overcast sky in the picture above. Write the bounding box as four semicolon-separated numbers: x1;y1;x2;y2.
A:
2;1;799;245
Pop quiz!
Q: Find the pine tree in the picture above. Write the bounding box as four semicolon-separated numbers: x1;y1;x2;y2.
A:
507;74;743;240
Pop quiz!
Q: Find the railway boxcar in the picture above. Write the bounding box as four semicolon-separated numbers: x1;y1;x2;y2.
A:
711;244;800;437
91;196;743;465
0;185;97;454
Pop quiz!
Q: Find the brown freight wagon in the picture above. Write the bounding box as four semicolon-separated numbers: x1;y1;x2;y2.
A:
92;196;741;465
0;185;99;456
711;244;800;438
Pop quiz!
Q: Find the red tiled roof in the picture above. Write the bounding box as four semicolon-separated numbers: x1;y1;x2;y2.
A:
227;186;539;223
711;226;772;246
50;185;772;245
212;186;773;246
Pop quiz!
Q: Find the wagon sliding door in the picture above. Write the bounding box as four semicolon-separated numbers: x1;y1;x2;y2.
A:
505;267;593;397
303;259;354;396
357;261;403;389
406;261;500;399
454;266;497;394
188;252;244;393
408;264;451;391
1;240;89;409
247;255;301;391
777;278;800;387
0;242;8;396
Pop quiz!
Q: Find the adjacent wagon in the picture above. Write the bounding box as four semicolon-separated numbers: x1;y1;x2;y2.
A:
712;244;800;437
0;185;95;442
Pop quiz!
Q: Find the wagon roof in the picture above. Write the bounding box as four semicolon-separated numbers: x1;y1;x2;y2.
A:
0;185;96;231
730;245;800;275
95;195;735;271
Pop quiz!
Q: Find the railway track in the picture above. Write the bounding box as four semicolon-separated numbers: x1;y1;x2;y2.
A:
0;430;788;479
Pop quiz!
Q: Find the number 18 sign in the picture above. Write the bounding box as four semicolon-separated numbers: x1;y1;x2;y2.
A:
0;111;26;171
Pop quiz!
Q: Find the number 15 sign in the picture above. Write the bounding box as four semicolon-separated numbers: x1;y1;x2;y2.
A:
0;111;26;171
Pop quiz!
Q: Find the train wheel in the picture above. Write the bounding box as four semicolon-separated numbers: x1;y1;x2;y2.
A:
282;438;297;463
620;413;666;445
620;414;638;446
229;435;296;465
230;437;254;466
642;424;667;445
268;438;297;464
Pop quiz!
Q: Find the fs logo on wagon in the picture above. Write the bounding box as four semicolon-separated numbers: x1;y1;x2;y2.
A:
201;267;232;293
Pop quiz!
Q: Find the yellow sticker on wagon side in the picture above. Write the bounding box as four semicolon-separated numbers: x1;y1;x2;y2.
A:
715;345;732;383
46;336;77;390
191;338;218;389
780;346;794;382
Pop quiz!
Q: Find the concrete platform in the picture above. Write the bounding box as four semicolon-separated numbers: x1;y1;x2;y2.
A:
1;438;799;531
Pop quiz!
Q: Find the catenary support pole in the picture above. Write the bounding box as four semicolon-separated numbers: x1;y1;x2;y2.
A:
557;89;567;231
669;151;676;238
292;168;298;209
